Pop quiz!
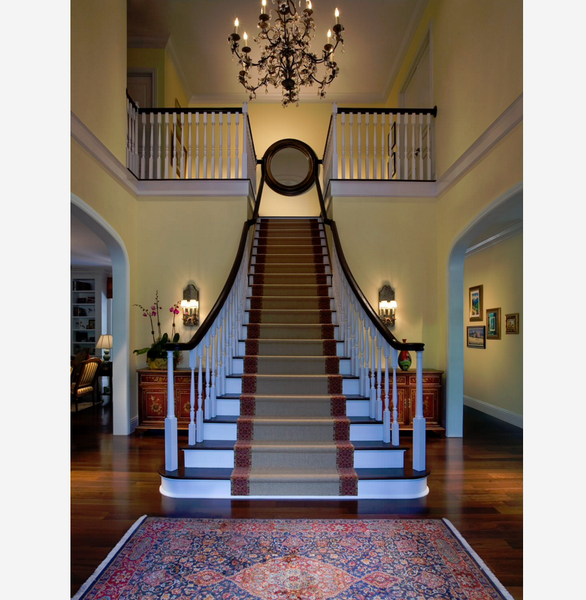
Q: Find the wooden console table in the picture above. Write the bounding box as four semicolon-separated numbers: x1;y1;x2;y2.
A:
136;368;444;433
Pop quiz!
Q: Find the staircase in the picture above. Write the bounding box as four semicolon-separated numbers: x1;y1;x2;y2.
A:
159;218;429;499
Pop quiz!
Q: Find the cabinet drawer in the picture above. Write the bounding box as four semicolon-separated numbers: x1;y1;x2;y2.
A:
408;373;441;387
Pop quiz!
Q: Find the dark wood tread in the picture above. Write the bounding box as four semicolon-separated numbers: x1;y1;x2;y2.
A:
159;466;429;482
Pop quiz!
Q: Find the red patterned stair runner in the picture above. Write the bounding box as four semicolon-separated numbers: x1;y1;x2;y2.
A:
230;218;358;496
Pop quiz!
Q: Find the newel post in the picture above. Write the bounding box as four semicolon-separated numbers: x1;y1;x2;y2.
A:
165;350;178;471
412;350;426;472
241;102;249;180
332;103;338;180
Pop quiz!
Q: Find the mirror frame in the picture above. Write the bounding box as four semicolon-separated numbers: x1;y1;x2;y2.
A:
262;138;319;196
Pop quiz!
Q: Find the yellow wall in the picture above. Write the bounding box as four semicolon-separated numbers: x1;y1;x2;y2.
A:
464;234;523;416
134;196;248;357
71;0;127;163
387;0;523;178
127;48;166;107
164;52;189;108
331;196;439;367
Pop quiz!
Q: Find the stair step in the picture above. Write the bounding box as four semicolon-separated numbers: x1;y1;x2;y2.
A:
243;309;336;325
242;323;338;339
232;355;350;375
250;263;331;274
253;236;325;246
246;297;335;310
252;254;328;264
249;274;331;285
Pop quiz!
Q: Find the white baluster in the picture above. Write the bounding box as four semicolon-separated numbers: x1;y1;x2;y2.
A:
369;326;376;416
195;112;200;179
188;112;192;179
172;112;178;179
341;112;346;179
196;344;204;443
242;103;248;180
211;112;216;178
165;350;178;471
357;113;362;179
381;113;386;179
349;112;354;179
403;112;409;180
383;343;391;443
164;112;170;179
376;334;383;421
204;335;212;420
373;113;377;179
391;347;400;446
426;113;432;181
235;112;240;178
157;113;162;179
412;350;426;471
362;315;369;398
227;112;232;178
126;99;131;167
203;112;208;178
188;349;196;445
365;113;370;179
332;103;338;179
418;113;424;181
219;113;223;178
140;112;146;178
411;113;416;181
180;112;186;179
210;325;218;417
149;113;154;179
396;114;401;180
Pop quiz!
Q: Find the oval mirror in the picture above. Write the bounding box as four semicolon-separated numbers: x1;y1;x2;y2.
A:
263;139;318;196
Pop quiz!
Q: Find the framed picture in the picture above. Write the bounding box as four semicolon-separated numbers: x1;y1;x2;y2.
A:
467;326;486;348
469;285;483;321
88;319;95;330
505;313;519;334
486;307;501;340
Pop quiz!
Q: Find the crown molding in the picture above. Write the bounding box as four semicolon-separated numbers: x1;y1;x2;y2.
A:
127;34;170;49
165;35;194;102
465;221;523;257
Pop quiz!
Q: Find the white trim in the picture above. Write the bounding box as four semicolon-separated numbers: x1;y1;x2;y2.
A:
71;112;138;195
442;519;516;600
71;194;133;435
437;94;523;196
466;221;523;257
464;395;523;429
72;515;147;600
166;35;194;102
326;180;437;200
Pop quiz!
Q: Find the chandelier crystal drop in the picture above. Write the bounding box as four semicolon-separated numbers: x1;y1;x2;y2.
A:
228;0;345;107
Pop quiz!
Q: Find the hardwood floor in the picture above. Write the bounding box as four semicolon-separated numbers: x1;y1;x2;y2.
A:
71;403;523;598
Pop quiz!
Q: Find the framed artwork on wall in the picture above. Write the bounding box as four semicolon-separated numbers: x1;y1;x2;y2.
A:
469;284;483;321
486;307;501;340
505;313;519;334
467;326;486;348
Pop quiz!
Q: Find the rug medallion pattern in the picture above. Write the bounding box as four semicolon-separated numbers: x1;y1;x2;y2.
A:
75;518;510;600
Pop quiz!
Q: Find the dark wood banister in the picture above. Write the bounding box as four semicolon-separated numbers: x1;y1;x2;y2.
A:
315;174;425;353
165;174;265;352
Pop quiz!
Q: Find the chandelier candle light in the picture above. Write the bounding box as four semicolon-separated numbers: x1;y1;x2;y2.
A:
229;0;345;106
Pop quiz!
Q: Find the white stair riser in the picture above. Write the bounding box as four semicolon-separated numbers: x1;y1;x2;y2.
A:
231;356;349;375
182;448;405;470
216;398;370;417
243;312;338;326
160;476;429;500
225;377;360;396
200;422;384;443
245;299;336;310
238;340;344;355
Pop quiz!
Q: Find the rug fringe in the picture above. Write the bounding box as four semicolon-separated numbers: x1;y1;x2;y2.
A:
442;518;515;600
71;515;148;600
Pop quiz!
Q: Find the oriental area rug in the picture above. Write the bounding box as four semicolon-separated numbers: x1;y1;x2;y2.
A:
73;517;514;600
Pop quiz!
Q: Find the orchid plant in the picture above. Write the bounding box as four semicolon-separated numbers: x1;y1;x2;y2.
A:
133;290;181;361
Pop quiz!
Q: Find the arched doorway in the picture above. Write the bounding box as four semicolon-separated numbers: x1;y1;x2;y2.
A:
445;182;523;437
71;194;132;435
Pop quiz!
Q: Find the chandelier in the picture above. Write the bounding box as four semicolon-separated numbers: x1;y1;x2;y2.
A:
228;0;345;107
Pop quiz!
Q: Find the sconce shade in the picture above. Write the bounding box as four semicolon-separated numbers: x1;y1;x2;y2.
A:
182;284;200;326
95;334;113;350
378;285;397;328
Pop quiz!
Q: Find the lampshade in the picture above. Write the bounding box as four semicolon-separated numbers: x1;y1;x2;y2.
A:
95;334;113;350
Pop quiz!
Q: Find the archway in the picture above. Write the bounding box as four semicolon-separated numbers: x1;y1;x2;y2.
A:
445;182;523;437
71;194;132;435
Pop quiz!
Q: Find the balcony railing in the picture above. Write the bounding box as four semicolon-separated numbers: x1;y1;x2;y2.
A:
323;104;437;192
126;93;257;191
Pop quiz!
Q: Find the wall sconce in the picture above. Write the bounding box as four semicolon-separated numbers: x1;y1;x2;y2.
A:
181;284;199;326
379;284;397;328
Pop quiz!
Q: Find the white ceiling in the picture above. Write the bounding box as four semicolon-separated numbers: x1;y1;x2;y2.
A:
71;214;112;267
128;0;429;105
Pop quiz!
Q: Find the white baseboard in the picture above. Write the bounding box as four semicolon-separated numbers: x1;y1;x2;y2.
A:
464;395;522;429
